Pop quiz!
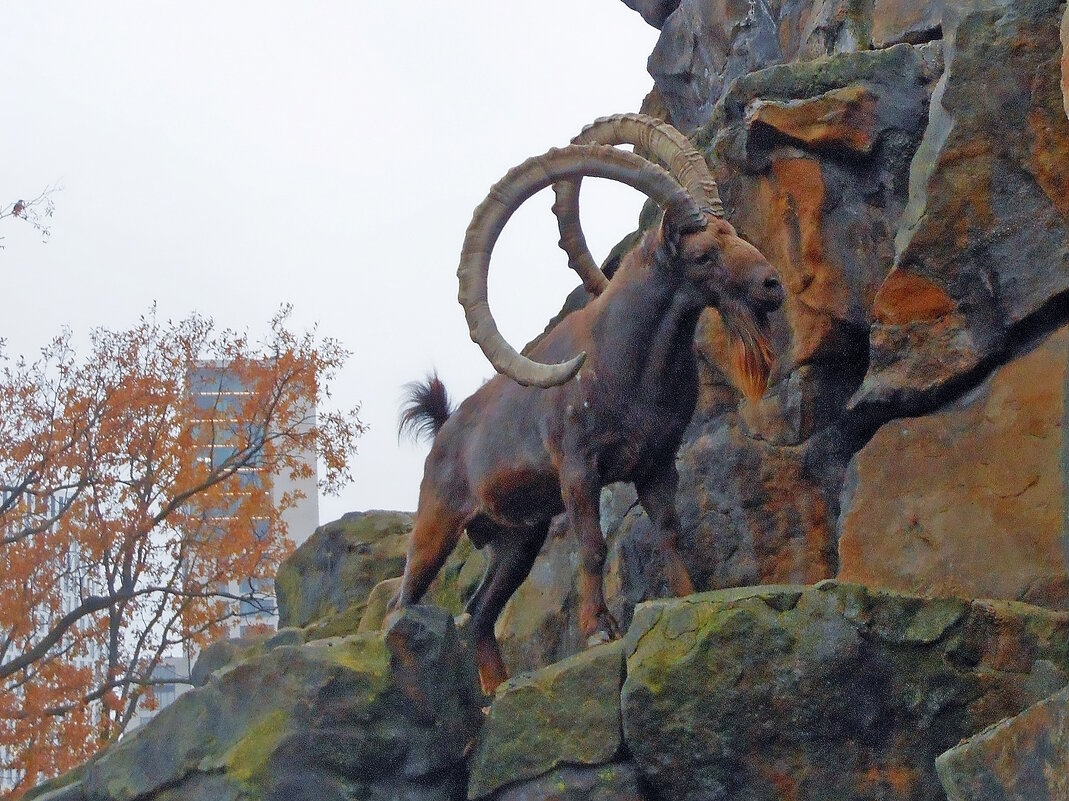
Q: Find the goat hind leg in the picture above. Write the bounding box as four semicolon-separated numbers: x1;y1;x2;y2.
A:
465;523;548;693
391;506;467;610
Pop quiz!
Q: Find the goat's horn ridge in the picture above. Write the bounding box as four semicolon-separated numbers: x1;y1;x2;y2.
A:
459;143;705;389
552;114;724;296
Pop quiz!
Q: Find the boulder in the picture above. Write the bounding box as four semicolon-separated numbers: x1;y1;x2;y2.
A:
839;324;1069;609
936;684;1069;800
359;577;404;633
621;583;1069;801
80;607;483;801
274;510;413;629
190;636;265;686
275;510;486;641
467;641;625;799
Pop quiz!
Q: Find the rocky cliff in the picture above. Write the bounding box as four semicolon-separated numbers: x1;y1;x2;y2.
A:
28;0;1069;798
33;579;1069;800
612;0;1069;622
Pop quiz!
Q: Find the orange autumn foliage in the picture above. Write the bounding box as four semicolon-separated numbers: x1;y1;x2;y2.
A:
0;307;364;797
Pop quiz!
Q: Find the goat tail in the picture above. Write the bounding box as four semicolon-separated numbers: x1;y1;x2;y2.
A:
398;372;454;444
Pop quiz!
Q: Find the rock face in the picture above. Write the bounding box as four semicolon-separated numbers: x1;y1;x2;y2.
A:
43;582;1069;801
74;607;483;801
622;584;1069;801
466;641;625;799
269;0;1069;697
603;0;1069;627
840;324;1069;608
936;684;1069;800
659;42;943;596
275;510;413;629
647;0;941;133
857;0;1069;414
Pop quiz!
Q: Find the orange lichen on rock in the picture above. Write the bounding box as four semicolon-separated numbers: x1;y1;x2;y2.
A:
860;765;919;797
748;85;879;154
872;267;957;325
839;325;1069;608
1026;63;1069;219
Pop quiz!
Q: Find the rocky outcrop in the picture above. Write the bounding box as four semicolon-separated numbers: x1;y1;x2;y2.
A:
41;577;1069;801
856;0;1069;415
603;0;1069;624
63;607;484;801
274;510;414;630
622;583;1069;801
279;0;1069;698
936;684;1069;800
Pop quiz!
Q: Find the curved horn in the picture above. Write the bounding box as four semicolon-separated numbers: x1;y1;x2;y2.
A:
459;143;705;388
552;114;724;295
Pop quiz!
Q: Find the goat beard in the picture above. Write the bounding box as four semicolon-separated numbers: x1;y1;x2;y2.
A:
723;307;775;401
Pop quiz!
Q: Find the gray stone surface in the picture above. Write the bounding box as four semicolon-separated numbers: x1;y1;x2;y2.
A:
467;641;625;799
937;684;1069;801
81;607;482;801
622;583;1069;801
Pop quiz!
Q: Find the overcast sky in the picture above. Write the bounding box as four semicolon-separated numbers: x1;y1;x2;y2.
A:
2;3;660;527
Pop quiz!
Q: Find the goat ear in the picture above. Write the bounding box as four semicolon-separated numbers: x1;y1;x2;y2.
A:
659;211;683;260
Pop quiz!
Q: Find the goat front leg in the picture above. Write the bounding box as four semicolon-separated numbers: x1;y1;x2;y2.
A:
635;463;695;598
562;469;619;645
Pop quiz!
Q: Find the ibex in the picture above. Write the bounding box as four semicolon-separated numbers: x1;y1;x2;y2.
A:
392;115;784;692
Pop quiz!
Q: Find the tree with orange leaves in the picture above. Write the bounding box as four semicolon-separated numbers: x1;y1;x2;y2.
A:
0;306;364;796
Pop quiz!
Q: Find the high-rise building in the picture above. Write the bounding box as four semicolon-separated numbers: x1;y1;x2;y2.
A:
123;361;320;732
1;361;323;788
186;361;319;639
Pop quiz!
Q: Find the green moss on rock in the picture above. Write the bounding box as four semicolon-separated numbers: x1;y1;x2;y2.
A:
622;583;1069;801
467;640;625;800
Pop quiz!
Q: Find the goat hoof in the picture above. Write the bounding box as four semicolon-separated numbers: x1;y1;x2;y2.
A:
584;610;621;647
586;631;612;647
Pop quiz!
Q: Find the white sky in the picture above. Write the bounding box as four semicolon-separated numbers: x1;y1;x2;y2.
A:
1;2;660;526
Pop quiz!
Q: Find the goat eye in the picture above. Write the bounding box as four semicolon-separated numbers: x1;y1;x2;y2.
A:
696;253;712;265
